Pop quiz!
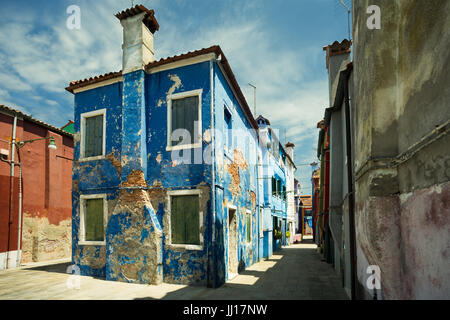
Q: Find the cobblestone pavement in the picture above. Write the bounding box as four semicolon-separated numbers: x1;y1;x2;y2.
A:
0;241;348;300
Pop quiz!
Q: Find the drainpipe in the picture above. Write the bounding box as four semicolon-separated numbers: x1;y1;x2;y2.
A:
210;58;216;287
6;115;17;269
343;64;357;300
1;157;23;269
16;149;23;268
256;151;261;260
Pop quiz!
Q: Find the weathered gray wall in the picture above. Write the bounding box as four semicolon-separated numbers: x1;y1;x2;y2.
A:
325;44;352;296
352;0;450;299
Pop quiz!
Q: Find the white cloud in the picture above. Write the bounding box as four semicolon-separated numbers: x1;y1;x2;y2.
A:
0;1;123;94
45;99;59;107
0;1;328;180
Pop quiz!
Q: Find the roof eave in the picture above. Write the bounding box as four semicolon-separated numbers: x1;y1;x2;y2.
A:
0;105;74;138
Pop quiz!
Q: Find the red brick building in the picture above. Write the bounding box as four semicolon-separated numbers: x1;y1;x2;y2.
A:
0;105;73;269
300;195;313;236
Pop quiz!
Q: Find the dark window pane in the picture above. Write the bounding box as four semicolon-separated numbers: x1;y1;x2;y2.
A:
224;108;232;150
272;177;276;196
85;198;104;241
172;96;199;146
171;195;200;245
85;115;103;157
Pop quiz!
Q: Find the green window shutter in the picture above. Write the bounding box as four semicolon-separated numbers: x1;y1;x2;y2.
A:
171;195;200;245
172;96;199;146
85;115;103;157
171;196;185;244
184;195;200;245
85;198;104;241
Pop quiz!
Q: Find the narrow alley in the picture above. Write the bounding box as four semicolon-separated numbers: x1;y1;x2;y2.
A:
0;240;347;300
1;1;448;302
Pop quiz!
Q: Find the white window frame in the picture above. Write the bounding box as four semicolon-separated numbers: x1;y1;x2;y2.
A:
167;189;203;251
80;108;106;161
246;209;252;245
79;194;108;246
166;89;203;151
223;103;233;157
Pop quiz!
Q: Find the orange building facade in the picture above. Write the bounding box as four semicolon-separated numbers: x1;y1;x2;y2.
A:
0;105;73;269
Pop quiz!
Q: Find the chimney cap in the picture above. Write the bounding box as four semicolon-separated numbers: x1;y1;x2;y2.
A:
256;115;271;126
322;39;352;54
317;119;325;129
285;142;295;148
323;39;352;69
115;4;159;33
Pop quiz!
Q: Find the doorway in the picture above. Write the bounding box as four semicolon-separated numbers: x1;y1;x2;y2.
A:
227;206;238;279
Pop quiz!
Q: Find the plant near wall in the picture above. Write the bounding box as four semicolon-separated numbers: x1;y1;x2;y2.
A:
274;230;282;240
286;231;291;238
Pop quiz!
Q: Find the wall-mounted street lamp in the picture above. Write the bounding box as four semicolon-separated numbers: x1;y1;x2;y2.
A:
16;136;57;150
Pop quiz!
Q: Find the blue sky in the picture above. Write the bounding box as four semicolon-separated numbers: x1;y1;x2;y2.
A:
0;0;352;194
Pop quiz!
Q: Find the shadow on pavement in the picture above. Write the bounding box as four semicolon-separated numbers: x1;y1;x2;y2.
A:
25;261;72;274
135;242;348;300
25;261;106;280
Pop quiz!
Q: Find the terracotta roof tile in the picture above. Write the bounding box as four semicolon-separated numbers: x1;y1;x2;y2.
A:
300;195;312;207
323;39;352;55
285;142;295;148
65;45;258;130
256;115;271;126
115;5;159;33
145;45;220;70
65;71;122;93
0;105;73;138
323;39;352;69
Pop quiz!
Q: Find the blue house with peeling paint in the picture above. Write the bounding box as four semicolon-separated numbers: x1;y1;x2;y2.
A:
66;5;293;288
256;116;294;256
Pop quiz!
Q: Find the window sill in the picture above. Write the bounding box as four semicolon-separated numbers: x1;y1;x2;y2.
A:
168;244;203;251
79;155;105;162
166;143;202;152
78;241;106;246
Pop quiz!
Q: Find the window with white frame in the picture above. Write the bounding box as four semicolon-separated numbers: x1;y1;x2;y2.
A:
167;89;202;151
79;194;107;245
168;189;203;250
80;109;106;160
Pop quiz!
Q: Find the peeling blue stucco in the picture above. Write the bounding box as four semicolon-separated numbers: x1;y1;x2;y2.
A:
71;57;290;288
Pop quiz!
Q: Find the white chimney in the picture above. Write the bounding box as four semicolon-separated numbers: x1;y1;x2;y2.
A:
285;142;295;161
115;5;159;74
323;40;351;106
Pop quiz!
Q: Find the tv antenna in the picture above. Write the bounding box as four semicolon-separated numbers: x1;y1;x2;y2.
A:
338;0;352;41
